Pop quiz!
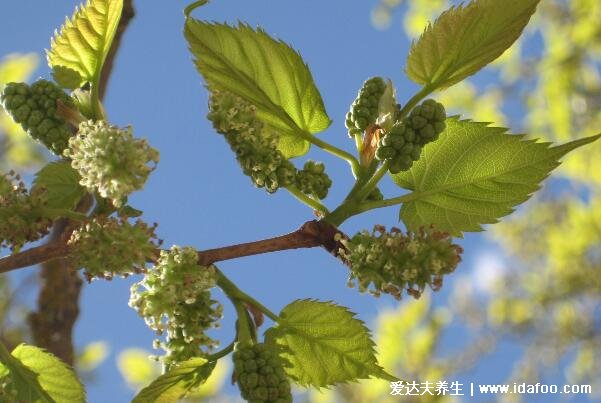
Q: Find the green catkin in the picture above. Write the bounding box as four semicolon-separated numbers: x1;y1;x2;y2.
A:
345;77;388;136
68;216;158;280
375;99;446;174
0;171;51;251
64;120;159;207
0;80;75;155
129;246;222;366
207;90;297;194
339;225;463;300
295;160;332;200
233;343;292;403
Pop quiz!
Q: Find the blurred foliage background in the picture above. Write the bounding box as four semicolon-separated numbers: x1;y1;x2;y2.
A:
1;0;600;401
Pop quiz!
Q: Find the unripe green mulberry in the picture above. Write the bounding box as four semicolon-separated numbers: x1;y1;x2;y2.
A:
339;225;462;299
375;99;446;174
0;80;75;155
233;343;292;403
407;99;446;144
0;171;52;251
295;161;332;200
207;90;296;194
68;216;158;280
129;246;222;366
345;77;388;136
64;120;159;207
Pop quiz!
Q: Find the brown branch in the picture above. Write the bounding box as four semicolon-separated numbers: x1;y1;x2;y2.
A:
98;0;135;100
0;242;69;274
197;220;324;265
1;220;349;275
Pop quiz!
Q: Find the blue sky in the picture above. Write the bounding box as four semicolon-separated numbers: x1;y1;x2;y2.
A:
0;1;582;402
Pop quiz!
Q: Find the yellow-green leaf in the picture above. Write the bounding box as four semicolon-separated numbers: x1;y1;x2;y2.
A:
185;19;331;158
47;0;123;88
132;357;216;403
406;0;540;89
392;117;601;236
265;299;395;388
0;343;86;403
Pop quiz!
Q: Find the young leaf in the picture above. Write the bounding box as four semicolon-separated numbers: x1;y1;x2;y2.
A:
32;161;86;210
184;19;331;158
2;343;86;403
132;357;216;403
265;299;395;388
391;117;601;236
47;0;124;88
406;0;539;90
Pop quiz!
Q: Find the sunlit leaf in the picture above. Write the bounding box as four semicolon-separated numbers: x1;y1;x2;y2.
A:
3;343;86;403
185;19;331;158
47;0;123;88
265;299;395;388
392;117;601;236
406;0;540;89
132;357;216;403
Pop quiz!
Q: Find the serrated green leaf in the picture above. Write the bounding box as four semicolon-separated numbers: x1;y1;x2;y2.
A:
2;343;86;403
392;117;601;236
32;161;86;210
184;19;331;158
265;299;395;388
406;0;539;89
133;357;216;403
47;0;123;88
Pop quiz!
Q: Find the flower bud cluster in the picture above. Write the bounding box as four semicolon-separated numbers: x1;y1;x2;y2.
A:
129;246;222;366
345;77;388;135
295;161;332;200
0;171;51;251
64;120;159;207
207;90;297;194
233;342;292;403
68;216;158;280
339;225;463;299
1;80;74;155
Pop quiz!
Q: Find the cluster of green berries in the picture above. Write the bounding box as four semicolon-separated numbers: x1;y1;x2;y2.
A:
0;171;52;251
233;343;292;403
208;90;297;194
345;77;388;135
68;216;158;280
64;120;159;207
0;80;74;155
339;225;463;299
129;246;222;366
295;161;332;200
375;99;446;174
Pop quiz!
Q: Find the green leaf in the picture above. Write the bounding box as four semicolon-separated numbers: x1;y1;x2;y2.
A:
392;117;601;236
32;161;86;210
133;357;216;403
265;299;395;388
406;0;540;89
47;0;123;87
184;19;331;158
1;343;86;403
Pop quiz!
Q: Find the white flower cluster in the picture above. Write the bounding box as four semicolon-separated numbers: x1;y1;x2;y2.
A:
129;246;222;366
65;120;159;207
